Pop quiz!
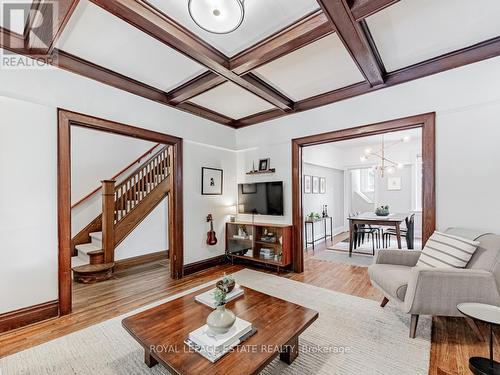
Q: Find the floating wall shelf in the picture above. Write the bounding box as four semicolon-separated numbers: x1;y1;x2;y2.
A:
246;168;276;175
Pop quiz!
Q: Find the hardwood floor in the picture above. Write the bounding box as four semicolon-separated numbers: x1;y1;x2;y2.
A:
1;235;498;375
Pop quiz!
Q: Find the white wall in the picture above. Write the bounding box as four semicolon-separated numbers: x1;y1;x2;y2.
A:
236;57;500;234
0;52;236;314
71;127;156;204
115;197;168;260
0;97;58;313
3;51;500;314
302;163;344;246
183;141;237;264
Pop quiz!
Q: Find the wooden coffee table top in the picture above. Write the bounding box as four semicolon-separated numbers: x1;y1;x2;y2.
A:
122;285;318;375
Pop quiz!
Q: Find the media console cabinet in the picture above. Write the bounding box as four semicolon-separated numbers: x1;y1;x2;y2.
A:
225;221;292;272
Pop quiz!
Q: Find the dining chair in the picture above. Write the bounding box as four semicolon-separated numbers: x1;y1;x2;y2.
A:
384;214;415;249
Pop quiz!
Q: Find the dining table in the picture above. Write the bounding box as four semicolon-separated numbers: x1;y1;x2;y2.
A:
347;212;411;257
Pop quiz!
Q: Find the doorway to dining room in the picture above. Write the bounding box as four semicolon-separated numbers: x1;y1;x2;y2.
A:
290;113;436;273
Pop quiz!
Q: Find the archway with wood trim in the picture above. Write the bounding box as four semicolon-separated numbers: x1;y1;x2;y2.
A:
57;109;183;315
291;113;436;273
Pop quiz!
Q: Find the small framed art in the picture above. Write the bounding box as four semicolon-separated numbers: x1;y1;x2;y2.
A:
304;175;312;194
202;167;223;195
312;176;319;194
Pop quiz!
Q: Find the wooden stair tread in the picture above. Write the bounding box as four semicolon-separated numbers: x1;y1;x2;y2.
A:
72;263;115;273
87;249;103;256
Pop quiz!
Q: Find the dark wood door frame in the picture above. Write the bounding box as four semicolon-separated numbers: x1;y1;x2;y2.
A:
57;109;184;315
291;112;436;273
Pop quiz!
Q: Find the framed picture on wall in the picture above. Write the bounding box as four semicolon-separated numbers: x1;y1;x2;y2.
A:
320;177;326;194
312;176;319;194
387;176;402;191
258;158;270;171
202;167;223;195
304;175;312;194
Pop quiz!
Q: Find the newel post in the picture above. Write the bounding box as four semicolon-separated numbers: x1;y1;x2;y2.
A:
102;180;116;264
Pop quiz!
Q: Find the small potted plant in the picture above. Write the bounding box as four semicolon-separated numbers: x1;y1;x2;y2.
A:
375;205;390;216
216;273;235;293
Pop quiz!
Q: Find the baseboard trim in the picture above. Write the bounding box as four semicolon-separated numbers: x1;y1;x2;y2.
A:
114;250;169;271
0;300;59;333
183;255;227;276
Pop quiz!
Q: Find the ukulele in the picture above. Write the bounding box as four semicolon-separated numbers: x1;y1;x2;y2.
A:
206;214;217;246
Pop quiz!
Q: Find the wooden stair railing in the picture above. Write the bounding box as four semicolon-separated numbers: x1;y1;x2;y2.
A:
101;146;171;263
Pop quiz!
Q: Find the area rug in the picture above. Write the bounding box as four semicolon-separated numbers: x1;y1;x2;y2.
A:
312;249;376;267
329;237;422;253
0;269;431;375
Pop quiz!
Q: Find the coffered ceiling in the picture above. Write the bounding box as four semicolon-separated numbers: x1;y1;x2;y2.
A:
1;0;500;128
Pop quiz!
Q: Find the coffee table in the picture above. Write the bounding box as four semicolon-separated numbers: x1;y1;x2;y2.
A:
457;303;500;375
122;286;319;374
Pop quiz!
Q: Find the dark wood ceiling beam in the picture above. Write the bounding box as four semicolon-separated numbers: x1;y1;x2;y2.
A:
90;0;293;111
230;10;334;75
177;102;235;127
317;0;385;86
56;50;170;105
232;36;500;127
0;27;25;51
168;72;226;105
55;50;235;127
26;0;80;54
349;0;400;21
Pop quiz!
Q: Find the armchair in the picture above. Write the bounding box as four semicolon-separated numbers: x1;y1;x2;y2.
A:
368;228;500;338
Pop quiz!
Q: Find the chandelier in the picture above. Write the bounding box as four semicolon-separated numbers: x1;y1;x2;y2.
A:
359;134;411;177
188;0;245;34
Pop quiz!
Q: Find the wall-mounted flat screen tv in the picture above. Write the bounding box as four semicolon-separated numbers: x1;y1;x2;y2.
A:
237;181;284;216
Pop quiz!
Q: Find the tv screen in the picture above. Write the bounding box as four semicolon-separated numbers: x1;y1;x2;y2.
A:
238;181;284;216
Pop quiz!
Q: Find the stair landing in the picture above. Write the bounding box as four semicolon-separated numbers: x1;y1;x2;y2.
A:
72;263;115;284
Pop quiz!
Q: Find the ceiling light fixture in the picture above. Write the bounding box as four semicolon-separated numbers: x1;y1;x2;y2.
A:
188;0;245;34
359;135;410;177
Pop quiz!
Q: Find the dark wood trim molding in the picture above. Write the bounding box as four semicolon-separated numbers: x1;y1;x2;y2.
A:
183;255;227;276
58;109;184;315
168;72;226;105
233;36;500;127
114;250;169;271
291;112;436;272
0;300;58;333
3;2;500;128
26;0;80;54
177;102;235;127
317;0;385;86
230;10;334;75
350;0;400;21
90;0;294;111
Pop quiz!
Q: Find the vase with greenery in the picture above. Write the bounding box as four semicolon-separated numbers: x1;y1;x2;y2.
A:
375;205;390;216
206;279;236;335
216;273;235;293
307;212;321;221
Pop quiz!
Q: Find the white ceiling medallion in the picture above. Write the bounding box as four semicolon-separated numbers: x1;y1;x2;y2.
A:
188;0;245;34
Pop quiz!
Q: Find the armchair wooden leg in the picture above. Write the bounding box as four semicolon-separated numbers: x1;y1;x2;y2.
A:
410;314;419;338
380;297;389;307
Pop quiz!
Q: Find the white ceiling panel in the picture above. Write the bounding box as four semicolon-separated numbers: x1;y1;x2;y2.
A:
189;82;275;119
366;0;500;72
253;34;365;101
147;0;320;57
0;0;32;34
58;1;207;91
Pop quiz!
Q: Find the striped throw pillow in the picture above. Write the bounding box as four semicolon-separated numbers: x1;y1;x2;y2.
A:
416;231;479;268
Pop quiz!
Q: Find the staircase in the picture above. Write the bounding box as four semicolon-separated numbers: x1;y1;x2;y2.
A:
71;146;171;283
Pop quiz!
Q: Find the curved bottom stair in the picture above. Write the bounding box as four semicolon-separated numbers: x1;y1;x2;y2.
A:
72;263;115;284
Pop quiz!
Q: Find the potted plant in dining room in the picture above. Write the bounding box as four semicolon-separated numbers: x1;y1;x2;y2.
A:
375;205;390;216
206;275;237;335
